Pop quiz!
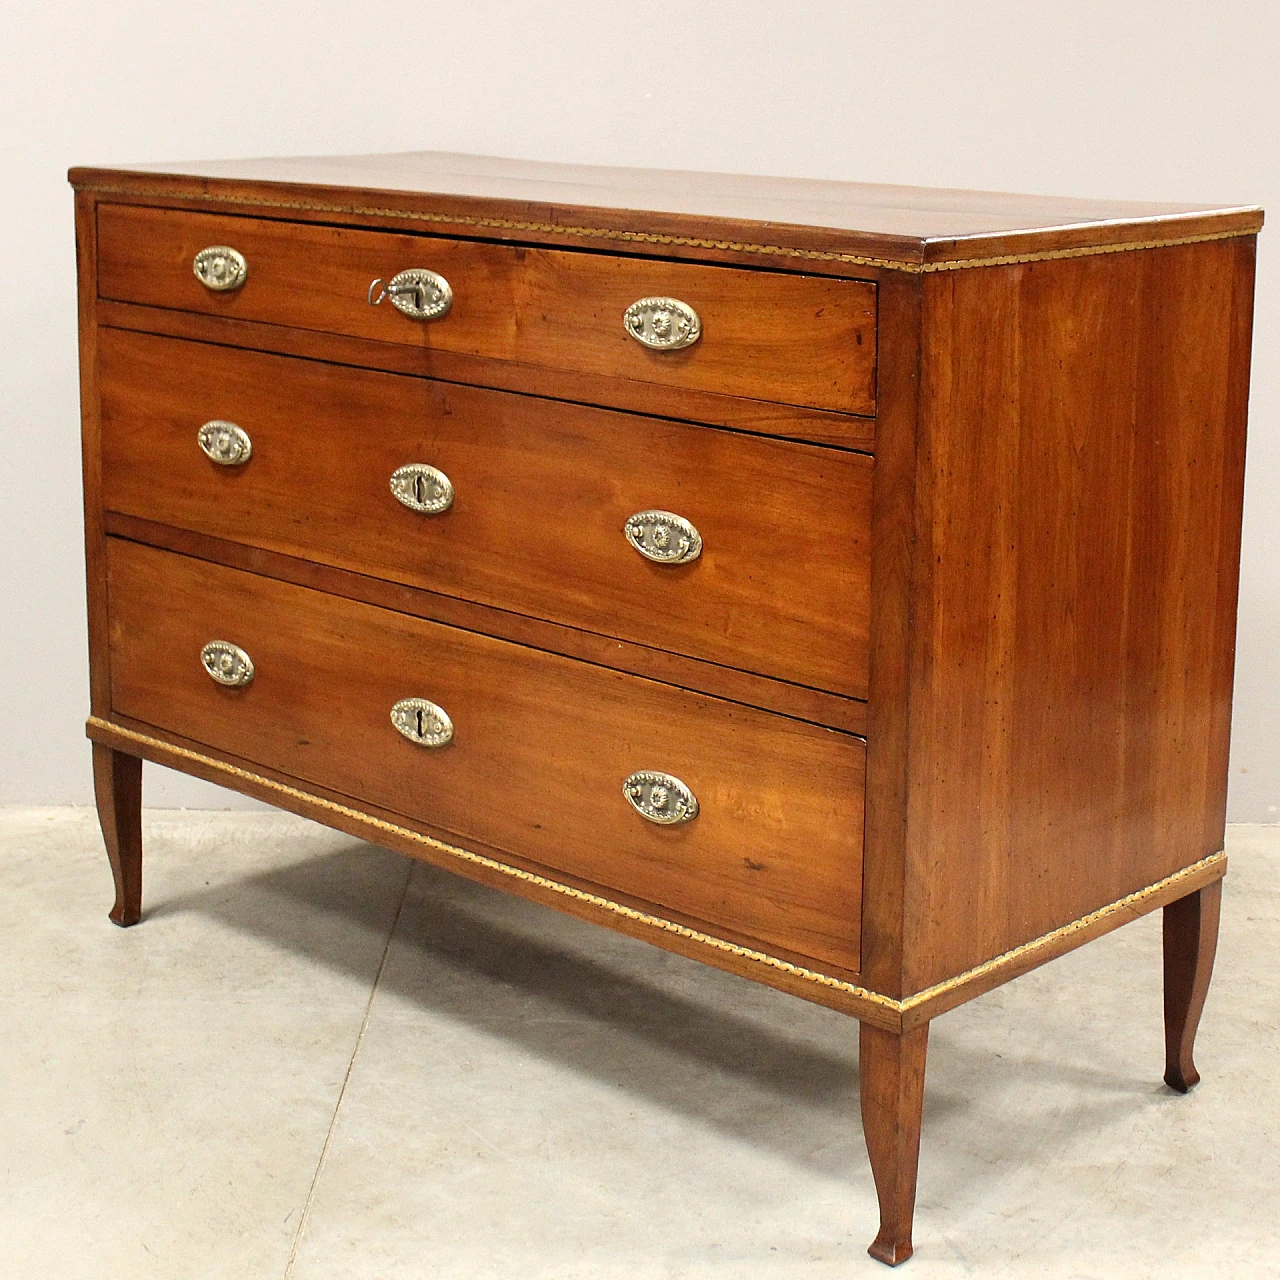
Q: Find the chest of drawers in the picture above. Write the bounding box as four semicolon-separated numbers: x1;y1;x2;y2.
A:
70;152;1261;1265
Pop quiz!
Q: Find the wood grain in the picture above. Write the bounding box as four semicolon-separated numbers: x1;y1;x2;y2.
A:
103;513;869;735
95;203;877;416
106;538;866;971
860;272;924;999
901;237;1256;994
898;854;1227;1030
97;299;874;449
70;151;1263;271
98;327;873;698
75;191;112;717
85;713;906;1026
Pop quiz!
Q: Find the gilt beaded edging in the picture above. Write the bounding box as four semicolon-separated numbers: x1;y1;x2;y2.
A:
86;716;1227;1016
76;182;1259;273
84;717;897;1010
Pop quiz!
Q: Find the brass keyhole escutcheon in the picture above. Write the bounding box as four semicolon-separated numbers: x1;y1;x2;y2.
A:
390;697;454;747
390;464;454;515
368;268;453;320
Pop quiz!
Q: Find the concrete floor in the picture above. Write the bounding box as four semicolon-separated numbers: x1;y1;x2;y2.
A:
1;810;1277;1279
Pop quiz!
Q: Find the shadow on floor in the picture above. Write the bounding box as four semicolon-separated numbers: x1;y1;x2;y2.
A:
148;834;1168;1179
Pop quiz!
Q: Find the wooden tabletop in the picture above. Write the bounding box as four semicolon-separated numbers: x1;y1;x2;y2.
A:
69;150;1263;271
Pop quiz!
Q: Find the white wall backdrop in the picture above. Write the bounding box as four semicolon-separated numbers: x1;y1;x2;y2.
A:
2;0;1276;816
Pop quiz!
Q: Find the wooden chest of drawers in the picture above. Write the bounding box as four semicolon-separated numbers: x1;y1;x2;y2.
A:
71;152;1261;1265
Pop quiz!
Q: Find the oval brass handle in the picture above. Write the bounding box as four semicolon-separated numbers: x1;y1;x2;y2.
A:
623;771;699;824
390;463;454;514
623;297;701;351
193;246;247;292
391;697;454;747
624;510;702;564
200;641;255;687
198;420;252;466
369;268;452;320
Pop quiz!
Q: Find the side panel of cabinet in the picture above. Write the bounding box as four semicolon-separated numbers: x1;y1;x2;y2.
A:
902;239;1255;994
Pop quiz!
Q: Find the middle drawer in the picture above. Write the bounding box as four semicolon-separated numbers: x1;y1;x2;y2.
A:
99;328;871;698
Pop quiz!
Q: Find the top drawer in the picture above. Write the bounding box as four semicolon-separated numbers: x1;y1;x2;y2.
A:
95;204;877;419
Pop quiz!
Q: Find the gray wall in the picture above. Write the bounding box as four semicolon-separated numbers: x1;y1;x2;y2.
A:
2;2;1276;817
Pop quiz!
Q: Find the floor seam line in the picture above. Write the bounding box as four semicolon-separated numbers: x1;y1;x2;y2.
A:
282;861;414;1278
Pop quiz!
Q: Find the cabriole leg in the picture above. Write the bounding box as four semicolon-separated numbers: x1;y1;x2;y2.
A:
1163;877;1223;1093
860;1020;929;1266
92;743;143;927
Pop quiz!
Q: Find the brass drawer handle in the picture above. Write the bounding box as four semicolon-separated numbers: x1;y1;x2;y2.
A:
624;510;702;564
623;771;699;824
390;463;454;515
193;246;247;292
198;420;252;466
200;641;255;687
391;697;454;747
369;268;453;320
624;297;701;351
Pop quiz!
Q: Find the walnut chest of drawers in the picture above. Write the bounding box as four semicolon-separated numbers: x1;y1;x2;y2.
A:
70;153;1261;1265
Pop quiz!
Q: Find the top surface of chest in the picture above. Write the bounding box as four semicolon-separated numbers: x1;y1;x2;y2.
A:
71;149;1262;270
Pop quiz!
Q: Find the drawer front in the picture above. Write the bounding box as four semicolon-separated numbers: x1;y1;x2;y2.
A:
100;329;872;699
96;204;877;418
106;540;864;971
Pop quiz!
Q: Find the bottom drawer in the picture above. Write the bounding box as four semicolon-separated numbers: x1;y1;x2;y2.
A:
105;539;864;971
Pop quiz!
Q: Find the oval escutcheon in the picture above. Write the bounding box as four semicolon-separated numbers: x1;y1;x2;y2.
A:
197;420;252;466
373;268;453;321
623;297;701;351
200;640;255;688
390;464;454;515
391;697;454;747
624;510;702;565
193;245;247;292
623;771;699;825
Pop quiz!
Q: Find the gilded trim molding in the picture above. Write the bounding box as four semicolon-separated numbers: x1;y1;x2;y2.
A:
84;717;897;1011
904;851;1227;1012
85;716;1227;1018
74;182;1261;274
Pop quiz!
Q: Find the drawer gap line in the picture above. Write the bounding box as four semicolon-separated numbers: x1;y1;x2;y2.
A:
94;312;876;453
101;525;869;734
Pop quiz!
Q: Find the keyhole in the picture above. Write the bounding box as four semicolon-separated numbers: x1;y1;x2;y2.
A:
415;708;426;739
414;473;428;505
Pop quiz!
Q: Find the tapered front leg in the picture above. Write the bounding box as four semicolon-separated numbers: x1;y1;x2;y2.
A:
1163;877;1223;1093
860;1021;929;1266
92;743;143;926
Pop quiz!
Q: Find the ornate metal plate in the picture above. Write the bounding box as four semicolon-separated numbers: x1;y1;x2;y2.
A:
192;246;247;292
390;463;454;514
197;420;252;466
378;268;453;320
623;297;701;351
200;641;255;687
624;510;702;565
391;698;454;747
623;771;699;825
